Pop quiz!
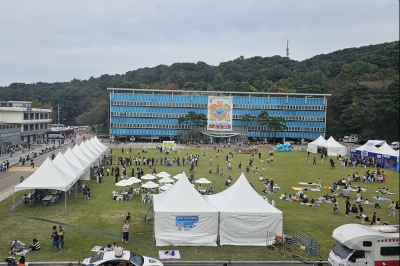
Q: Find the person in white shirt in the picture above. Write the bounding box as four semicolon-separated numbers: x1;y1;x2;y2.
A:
259;175;264;181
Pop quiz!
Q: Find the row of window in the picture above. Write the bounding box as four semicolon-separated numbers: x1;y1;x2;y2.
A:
23;123;49;131
23;112;50;120
110;123;324;132
0;132;19;138
111;112;325;121
111;101;325;110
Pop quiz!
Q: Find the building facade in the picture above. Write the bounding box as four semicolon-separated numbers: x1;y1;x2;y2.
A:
0;101;52;147
108;89;330;143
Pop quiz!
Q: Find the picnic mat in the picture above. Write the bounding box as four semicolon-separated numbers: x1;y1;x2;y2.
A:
159;250;181;260
372;196;391;201
91;246;103;252
298;182;318;186
292;187;320;191
349;187;367;192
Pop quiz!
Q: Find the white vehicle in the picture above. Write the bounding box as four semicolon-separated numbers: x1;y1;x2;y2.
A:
82;248;164;266
343;136;350;143
328;224;400;266
390;142;399;150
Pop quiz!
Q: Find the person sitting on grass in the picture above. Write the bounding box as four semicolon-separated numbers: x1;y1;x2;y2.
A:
333;202;339;214
350;204;358;213
29;238;40;251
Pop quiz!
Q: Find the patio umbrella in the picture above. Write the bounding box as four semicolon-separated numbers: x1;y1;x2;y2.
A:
141;174;156;180
172;173;186;180
141;181;159;188
115;179;135;186
195;178;212;184
158;177;175;183
159;183;174;191
128;177;142;184
156;172;171;178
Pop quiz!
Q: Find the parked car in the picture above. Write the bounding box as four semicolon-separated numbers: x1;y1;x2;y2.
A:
390;142;399;150
82;248;164;266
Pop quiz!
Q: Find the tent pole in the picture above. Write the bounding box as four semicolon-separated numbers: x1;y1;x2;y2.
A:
65;191;67;212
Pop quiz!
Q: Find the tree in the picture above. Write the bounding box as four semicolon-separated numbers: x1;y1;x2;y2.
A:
257;111;270;142
268;116;287;143
30;98;42;108
178;111;207;141
240;114;256;135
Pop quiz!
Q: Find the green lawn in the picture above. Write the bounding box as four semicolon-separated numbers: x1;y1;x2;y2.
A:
1;144;399;263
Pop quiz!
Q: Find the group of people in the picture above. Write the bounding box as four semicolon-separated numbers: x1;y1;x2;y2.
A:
51;225;65;250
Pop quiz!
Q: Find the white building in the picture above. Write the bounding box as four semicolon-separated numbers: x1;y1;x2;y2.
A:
0;101;52;144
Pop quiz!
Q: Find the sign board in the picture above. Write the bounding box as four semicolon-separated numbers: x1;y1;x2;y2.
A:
207;96;233;131
175;215;199;232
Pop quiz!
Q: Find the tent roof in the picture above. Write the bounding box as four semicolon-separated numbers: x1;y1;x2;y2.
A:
79;142;98;159
84;140;102;156
308;135;326;145
319;136;345;148
93;136;108;150
89;138;106;153
72;145;93;164
153;173;218;213
376;142;397;155
14;158;75;192
64;148;89;169
206;173;282;213
356;140;386;151
53;152;83;178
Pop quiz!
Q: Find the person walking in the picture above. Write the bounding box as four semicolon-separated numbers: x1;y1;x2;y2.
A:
388;201;396;217
317;178;322;190
345;197;351;217
313;157;317;165
375;196;381;209
371;212;377;225
122;220;130;243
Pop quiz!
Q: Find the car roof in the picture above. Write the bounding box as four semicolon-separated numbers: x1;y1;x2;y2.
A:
103;250;130;260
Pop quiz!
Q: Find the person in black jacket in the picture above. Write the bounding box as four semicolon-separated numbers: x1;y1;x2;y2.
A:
29;238;41;251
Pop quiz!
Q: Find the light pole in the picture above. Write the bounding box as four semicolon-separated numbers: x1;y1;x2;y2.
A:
57;103;61;126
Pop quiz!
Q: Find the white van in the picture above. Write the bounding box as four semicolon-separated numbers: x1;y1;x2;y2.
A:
328;224;400;266
343;136;350;142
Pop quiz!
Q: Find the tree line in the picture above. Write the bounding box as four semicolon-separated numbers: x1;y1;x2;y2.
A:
0;41;398;141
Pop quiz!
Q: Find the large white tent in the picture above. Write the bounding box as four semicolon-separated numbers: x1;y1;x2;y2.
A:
206;173;283;246
13;158;77;211
89;138;106;154
319;136;347;156
153;173;219;246
52;152;83;182
64;148;90;180
93;136;108;150
307;135;326;154
355;140;386;153
79;142;98;161
85;140;102;157
72;145;94;164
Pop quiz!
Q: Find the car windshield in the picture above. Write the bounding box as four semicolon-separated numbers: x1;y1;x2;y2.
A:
130;251;144;266
89;253;104;263
332;243;352;259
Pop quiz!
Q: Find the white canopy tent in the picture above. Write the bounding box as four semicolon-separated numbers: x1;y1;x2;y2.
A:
13;158;76;211
72;145;95;164
79;142;98;161
206;173;283;246
319;136;347;156
89;138;107;154
355;140;386;153
153;173;219;246
64;148;90;180
307;135;326;154
85;140;103;157
93;136;108;150
52;152;83;181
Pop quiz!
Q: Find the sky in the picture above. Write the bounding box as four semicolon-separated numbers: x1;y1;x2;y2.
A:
0;0;398;87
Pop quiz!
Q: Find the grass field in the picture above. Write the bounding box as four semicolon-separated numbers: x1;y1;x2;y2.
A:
1;143;399;263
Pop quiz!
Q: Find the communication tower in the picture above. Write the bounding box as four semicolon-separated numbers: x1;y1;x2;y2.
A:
286;39;290;58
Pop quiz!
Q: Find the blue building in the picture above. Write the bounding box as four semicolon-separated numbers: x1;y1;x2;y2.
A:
108;88;330;143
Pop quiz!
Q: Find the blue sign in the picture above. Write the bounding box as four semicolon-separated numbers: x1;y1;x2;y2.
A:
175;215;199;231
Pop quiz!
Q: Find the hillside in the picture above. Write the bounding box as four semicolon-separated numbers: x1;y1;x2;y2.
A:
1;41;398;141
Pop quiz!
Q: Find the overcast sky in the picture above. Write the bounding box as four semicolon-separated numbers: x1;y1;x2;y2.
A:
0;0;398;87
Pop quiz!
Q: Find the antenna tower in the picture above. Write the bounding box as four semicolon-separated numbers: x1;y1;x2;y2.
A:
286;39;290;58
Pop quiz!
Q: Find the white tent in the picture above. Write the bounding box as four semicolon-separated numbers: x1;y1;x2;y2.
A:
307;135;326;154
79;142;98;161
89;138;106;154
372;142;395;155
64;148;90;180
206;173;283;246
13;158;77;211
356;140;386;153
319;136;347;156
153;173;219;246
72;145;95;164
85;140;103;156
52;152;83;181
93;136;108;150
